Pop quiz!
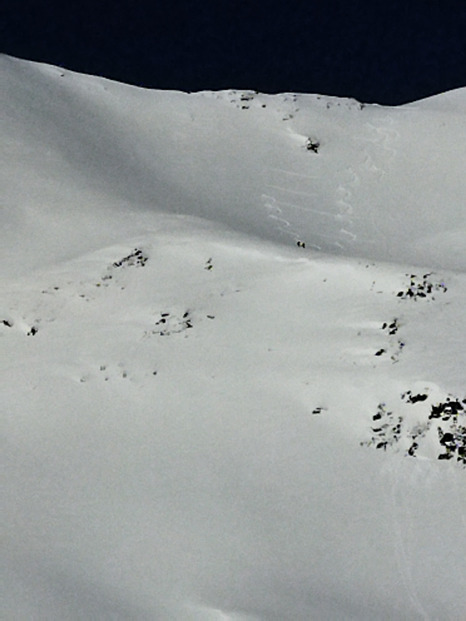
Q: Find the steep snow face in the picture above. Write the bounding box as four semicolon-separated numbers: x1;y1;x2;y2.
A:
1;54;466;275
1;56;466;620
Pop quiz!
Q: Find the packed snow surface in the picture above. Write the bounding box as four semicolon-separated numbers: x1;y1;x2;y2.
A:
1;55;466;619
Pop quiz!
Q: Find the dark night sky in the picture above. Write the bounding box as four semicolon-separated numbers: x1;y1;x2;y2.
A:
2;0;466;105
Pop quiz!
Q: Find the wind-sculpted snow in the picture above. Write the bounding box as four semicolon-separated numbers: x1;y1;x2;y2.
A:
2;56;466;619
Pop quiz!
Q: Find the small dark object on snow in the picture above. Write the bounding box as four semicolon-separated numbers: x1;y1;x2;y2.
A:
305;138;320;153
445;400;464;413
439;431;455;447
438;453;453;460
408;393;428;404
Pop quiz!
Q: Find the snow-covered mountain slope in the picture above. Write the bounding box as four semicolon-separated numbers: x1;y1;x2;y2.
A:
2;54;466;275
2;55;466;619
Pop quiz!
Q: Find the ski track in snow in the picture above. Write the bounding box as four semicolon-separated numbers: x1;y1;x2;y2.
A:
262;170;358;250
452;472;466;536
389;464;429;620
261;115;400;253
357;117;399;175
260;193;302;243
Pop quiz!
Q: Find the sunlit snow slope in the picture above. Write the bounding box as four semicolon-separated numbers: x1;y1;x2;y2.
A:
2;55;466;620
2;54;466;274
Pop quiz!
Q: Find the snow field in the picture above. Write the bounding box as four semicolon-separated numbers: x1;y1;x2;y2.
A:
1;55;466;618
